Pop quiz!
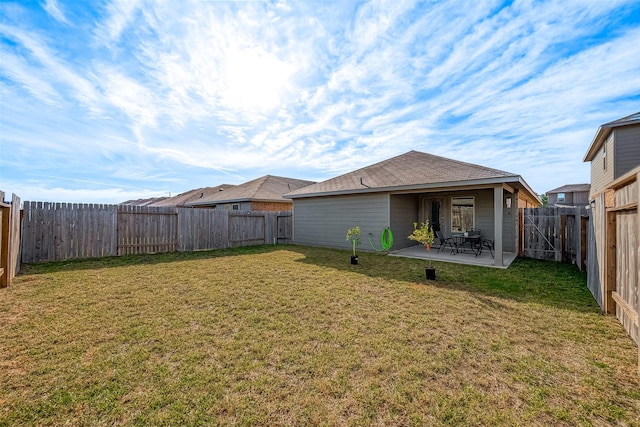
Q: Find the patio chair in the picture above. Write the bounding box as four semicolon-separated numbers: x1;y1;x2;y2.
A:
481;239;494;258
435;230;457;254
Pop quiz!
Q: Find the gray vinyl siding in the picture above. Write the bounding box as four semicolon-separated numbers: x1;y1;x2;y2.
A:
292;193;389;251
548;191;590;206
474;189;495;241
418;190;495;240
573;191;590;205
547;193;561;205
590;134;614;196
614;126;640;180
389;194;419;249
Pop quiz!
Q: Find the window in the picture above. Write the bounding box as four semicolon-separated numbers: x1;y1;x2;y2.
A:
232;204;240;210
451;197;474;232
557;193;565;203
602;143;607;170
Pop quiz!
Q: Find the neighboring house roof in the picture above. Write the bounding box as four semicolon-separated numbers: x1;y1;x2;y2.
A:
583;112;640;162
547;184;591;194
187;175;315;206
285;150;540;203
149;185;235;207
120;197;168;206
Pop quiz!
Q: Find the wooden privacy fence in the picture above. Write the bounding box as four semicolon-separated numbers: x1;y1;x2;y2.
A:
21;202;292;263
586;167;639;372
520;206;589;269
0;191;21;287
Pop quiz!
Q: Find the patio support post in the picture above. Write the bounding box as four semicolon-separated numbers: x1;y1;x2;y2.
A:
494;186;504;267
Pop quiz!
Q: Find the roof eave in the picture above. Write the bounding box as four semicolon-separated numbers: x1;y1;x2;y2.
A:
583;125;610;162
186;197;292;207
584;116;640;162
286;175;539;201
186;198;251;206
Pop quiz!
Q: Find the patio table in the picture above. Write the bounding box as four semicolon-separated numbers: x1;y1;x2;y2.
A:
451;233;483;256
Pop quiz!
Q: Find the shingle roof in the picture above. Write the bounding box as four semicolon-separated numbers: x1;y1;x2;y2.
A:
547;184;591;194
286;150;519;197
601;112;640;127
187;175;315;206
120;197;168;206
149;185;235;207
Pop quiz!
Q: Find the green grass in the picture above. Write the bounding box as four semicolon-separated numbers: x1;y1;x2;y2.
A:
1;245;638;426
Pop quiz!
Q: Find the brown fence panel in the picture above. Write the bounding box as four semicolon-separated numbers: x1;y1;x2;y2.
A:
21;201;117;263
229;212;266;247
117;205;177;255
276;212;292;244
20;203;293;263
7;193;21;281
178;208;229;251
522;206;588;266
1;191;21;287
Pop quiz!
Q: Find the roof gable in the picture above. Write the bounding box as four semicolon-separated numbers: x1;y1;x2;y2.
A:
286;150;519;197
584;112;640;162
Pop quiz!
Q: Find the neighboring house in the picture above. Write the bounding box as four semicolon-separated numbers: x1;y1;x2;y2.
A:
583;112;639;348
285;150;540;267
546;184;591;207
148;185;236;207
187;175;315;211
120;197;167;206
583;112;640;197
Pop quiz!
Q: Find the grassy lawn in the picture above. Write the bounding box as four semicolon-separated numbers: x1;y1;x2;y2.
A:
1;245;639;426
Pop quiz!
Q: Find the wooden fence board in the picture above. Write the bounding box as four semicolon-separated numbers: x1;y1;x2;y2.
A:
117;205;178;255
21;202;119;262
0;192;21;287
178;208;229;251
521;206;588;267
229;212;266;247
21;204;292;263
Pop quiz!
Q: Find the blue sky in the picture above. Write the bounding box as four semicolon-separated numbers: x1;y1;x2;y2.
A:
1;0;639;204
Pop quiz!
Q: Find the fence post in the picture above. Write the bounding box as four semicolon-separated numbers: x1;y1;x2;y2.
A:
0;192;21;288
0;195;9;288
604;210;616;314
560;214;567;262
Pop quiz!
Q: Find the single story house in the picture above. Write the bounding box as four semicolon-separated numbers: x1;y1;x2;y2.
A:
285;150;541;267
187;175;315;212
120;197;168;206
149;185;236;207
546;184;591;207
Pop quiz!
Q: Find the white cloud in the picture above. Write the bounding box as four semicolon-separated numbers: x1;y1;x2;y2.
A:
0;53;59;103
93;0;143;45
1;0;639;202
0;23;100;109
41;0;69;25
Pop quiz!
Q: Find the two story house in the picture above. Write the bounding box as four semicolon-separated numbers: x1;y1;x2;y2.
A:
583;112;639;348
546;184;591;207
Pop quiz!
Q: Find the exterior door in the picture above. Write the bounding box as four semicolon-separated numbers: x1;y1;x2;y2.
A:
429;198;443;232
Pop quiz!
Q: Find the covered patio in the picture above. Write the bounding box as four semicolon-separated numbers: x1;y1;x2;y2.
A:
389;244;518;268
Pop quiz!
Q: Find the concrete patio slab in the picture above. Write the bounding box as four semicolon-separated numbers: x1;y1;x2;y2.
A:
389;244;517;269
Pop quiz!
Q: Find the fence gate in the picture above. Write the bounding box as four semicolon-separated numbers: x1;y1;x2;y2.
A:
276;213;292;244
521;206;587;267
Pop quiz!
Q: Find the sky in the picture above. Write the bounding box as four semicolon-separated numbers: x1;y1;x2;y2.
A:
1;0;639;204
